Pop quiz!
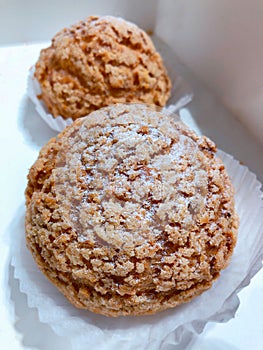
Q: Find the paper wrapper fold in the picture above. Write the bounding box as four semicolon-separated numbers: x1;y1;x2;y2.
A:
11;150;263;349
27;35;193;132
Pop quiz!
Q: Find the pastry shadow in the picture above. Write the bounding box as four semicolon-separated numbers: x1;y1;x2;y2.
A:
8;207;72;350
17;95;57;149
9;264;72;350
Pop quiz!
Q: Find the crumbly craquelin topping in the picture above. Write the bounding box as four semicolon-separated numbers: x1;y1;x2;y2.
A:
25;104;238;316
34;16;171;120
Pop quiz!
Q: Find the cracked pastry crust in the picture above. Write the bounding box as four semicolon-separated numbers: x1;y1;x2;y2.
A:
34;16;172;120
25;103;238;317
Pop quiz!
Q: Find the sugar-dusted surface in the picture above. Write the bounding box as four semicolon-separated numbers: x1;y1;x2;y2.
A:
25;104;238;317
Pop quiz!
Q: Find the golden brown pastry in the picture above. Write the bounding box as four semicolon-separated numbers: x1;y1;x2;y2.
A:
25;103;238;317
34;16;171;120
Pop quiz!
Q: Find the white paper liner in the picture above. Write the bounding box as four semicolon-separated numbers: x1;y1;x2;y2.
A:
27;66;73;132
11;150;263;349
27;35;193;133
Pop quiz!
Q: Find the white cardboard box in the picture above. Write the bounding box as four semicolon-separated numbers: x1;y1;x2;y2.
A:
0;1;262;349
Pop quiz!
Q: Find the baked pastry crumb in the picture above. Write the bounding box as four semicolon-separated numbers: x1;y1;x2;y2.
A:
25;103;238;317
34;16;171;120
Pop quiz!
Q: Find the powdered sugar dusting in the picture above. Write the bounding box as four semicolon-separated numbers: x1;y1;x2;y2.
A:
25;103;238;316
